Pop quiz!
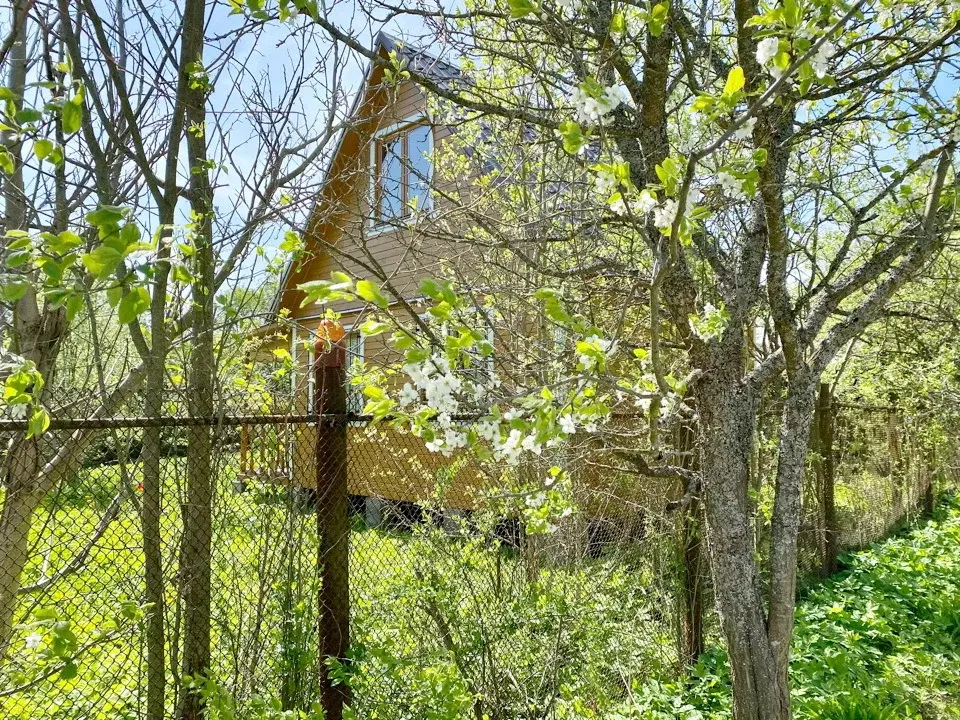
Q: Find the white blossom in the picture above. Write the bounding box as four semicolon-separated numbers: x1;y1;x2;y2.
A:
444;428;468;450
586;335;612;352
399;383;419;407
559;414;577;434
7;403;28;421
496;428;525;465
477;420;500;443
733;116;756;141
526;491;547;508
810;39;836;79
610;196;628;215
471;382;487;402
521;433;543;455
25;632;42;650
717;171;746;199
635;189;658;213
653;199;679;229
594;169;618;198
571;84;626;125
756;37;779;66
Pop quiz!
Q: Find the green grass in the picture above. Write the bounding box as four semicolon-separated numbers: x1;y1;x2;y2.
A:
624;495;960;719
1;454;682;720
11;453;951;719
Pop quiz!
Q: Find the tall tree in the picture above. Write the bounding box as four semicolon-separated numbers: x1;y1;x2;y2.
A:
291;1;960;717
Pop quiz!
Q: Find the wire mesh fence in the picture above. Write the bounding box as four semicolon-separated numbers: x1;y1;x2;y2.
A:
0;363;956;718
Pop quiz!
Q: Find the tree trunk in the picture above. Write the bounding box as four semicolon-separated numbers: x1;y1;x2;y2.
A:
0;473;42;658
142;343;167;719
0;0;65;659
695;368;790;720
817;384;838;576
767;373;817;697
177;1;214;717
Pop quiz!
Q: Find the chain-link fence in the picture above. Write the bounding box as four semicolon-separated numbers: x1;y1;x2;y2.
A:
0;360;956;718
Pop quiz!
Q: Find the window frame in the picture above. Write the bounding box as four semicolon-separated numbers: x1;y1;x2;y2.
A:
369;114;434;232
345;330;366;418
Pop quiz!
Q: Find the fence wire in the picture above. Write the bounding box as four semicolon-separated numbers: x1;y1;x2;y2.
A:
0;377;956;718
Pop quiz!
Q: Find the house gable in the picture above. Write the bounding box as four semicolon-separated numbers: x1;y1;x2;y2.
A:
269;34;459;329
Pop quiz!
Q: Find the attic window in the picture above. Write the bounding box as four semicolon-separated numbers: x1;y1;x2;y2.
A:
374;123;432;224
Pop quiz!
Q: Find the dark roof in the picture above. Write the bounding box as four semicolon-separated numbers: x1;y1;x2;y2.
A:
376;31;460;85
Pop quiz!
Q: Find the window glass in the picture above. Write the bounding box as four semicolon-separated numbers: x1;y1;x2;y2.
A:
406;125;432;212
378;136;403;220
345;333;365;416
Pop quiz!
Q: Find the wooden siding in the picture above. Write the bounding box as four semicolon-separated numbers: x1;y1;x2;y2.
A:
277;71;463;322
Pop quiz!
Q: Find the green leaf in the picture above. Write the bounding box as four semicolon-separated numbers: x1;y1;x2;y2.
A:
690;94;715;113
355;279;389;309
117;286;150;324
0;151;14;174
106;285;123;308
419;278;444;301
359;319;391;336
27;408;50;438
15;108;42;125
649;1;670;36
33;138;54;161
723;66;745;97
507;0;537;19
5;249;32;268
119;222;141;248
173;264;195;284
59;660;78;680
391;332;415;350
81;244;123;279
86;205;127;228
783;0;802;28
557;120;587;155
48;231;83;255
279;230;302;253
610;12;626;35
65;293;84;319
0;276;30;302
62;100;82;135
362;385;385;400
329;270;352;287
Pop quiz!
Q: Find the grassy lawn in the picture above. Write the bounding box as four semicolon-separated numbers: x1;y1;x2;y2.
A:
626;495;960;719
1;453;681;719
10;449;951;719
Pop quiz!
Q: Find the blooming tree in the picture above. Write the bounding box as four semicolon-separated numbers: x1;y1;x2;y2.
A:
248;0;960;716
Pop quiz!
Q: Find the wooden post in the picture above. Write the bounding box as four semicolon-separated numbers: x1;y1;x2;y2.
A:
888;392;904;520
240;423;249;476
818;384;838;576
923;444;936;517
315;336;351;720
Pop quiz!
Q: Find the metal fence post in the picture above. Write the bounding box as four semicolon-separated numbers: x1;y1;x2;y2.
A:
314;334;351;719
818;383;838;576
